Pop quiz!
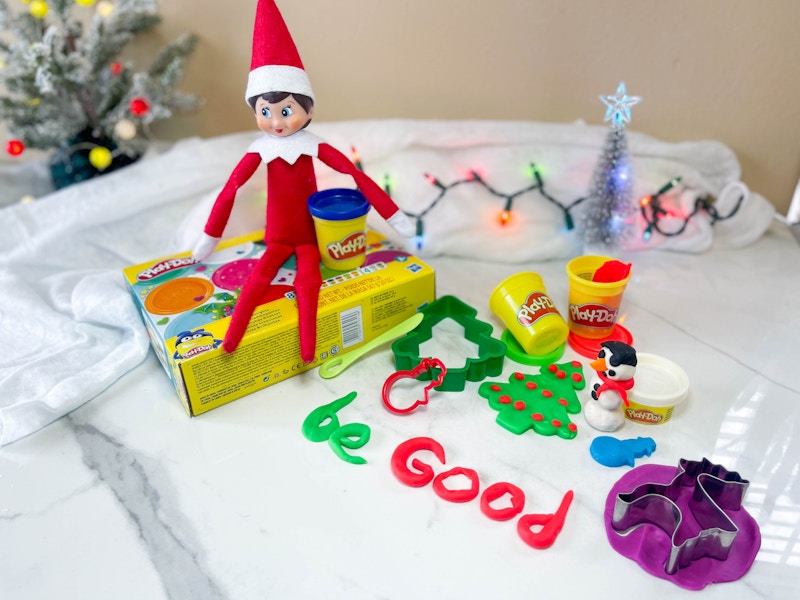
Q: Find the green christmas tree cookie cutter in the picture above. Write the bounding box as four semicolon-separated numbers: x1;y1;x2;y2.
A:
391;295;506;392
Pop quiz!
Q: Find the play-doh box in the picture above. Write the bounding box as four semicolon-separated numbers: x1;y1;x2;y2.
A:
123;231;435;416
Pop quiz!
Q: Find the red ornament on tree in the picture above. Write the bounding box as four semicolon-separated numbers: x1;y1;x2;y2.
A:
6;139;25;156
129;97;150;117
110;62;123;76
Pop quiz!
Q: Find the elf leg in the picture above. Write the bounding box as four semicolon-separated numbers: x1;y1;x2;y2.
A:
294;243;322;364
223;241;295;353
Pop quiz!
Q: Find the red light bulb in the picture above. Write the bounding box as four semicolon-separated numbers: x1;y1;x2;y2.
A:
6;139;25;156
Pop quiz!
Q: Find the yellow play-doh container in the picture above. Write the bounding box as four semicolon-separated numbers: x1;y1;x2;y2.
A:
565;255;630;339
624;353;689;425
490;272;569;356
309;188;370;271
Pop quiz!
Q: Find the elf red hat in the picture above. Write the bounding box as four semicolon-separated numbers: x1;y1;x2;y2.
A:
245;0;315;104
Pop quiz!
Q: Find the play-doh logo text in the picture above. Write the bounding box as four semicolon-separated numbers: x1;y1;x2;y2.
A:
137;257;197;281
327;233;366;261
517;292;559;327
625;407;666;424
569;303;617;327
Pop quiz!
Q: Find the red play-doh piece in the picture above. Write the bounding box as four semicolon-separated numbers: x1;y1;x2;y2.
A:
592;260;631;283
517;490;574;549
391;437;446;487
480;482;526;521
432;467;480;503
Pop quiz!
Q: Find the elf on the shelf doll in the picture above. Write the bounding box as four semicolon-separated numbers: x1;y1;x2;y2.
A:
192;0;413;363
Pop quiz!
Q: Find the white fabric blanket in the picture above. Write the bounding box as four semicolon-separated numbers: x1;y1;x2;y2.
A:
0;119;775;447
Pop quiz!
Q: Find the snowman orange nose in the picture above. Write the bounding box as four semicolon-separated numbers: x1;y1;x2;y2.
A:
590;357;607;371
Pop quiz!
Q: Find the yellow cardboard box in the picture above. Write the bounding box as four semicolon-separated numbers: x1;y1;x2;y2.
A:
122;231;435;416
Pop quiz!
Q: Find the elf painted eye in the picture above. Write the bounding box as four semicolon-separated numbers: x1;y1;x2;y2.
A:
281;107;293;117
261;107;270;118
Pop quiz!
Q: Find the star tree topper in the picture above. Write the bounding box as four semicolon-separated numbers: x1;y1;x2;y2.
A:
600;82;641;127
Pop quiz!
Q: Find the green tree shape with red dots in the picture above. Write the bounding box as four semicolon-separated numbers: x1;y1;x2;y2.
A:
478;361;586;440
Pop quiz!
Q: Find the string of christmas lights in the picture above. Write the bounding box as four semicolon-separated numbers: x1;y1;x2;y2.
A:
380;163;590;250
351;147;742;249
638;177;744;241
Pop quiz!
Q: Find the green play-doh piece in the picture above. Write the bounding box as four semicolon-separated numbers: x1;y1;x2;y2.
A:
328;422;371;465
301;391;357;442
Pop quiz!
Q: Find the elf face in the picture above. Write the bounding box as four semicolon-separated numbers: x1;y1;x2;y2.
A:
254;95;313;137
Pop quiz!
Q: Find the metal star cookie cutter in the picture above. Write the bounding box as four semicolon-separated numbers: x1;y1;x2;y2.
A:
611;457;749;575
391;295;506;392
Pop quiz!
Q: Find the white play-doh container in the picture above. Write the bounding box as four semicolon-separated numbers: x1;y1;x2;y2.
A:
624;353;689;425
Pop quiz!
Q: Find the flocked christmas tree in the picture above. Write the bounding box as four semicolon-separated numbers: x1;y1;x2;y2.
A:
0;0;200;187
581;82;641;250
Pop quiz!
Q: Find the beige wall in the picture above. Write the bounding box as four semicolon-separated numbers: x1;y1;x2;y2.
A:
21;1;800;213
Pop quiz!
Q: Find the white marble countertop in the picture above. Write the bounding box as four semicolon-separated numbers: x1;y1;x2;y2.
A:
2;222;799;600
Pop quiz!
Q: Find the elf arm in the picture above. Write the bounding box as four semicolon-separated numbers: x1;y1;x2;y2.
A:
193;152;263;261
317;143;414;237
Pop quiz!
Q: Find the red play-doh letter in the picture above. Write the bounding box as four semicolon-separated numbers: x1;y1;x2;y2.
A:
432;467;480;503
517;490;574;549
480;482;526;521
391;437;447;487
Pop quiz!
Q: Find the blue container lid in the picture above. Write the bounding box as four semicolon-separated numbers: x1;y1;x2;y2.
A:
308;188;370;220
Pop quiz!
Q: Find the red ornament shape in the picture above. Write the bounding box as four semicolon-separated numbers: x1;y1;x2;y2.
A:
129;97;150;117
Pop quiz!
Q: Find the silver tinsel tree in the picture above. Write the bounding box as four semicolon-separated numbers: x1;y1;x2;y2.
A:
581;82;641;251
0;0;200;184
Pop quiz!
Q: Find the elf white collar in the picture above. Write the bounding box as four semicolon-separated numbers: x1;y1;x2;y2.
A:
248;130;323;165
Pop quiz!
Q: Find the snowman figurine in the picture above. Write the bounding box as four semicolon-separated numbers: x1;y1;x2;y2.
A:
584;341;637;432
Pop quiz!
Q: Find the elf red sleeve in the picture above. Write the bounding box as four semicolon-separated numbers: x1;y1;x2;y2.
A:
204;152;263;238
316;143;402;221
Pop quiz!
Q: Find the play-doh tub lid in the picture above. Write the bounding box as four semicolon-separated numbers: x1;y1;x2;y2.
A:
308;188;370;220
630;352;689;407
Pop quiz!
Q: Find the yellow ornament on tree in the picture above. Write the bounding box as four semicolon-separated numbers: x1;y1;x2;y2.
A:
96;1;114;17
75;0;96;6
88;146;113;170
29;1;48;19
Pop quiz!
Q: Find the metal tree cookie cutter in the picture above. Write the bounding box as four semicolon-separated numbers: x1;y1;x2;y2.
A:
391;295;506;392
611;457;750;576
